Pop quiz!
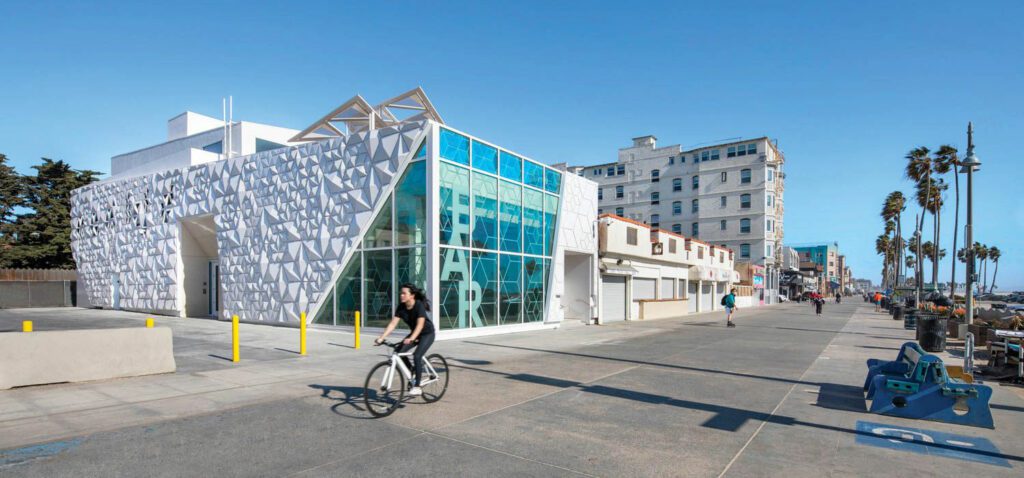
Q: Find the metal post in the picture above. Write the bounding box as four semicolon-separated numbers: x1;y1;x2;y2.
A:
299;311;307;356
963;122;977;326
232;314;240;362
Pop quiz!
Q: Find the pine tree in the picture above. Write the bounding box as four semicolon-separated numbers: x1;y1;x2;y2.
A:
4;158;99;268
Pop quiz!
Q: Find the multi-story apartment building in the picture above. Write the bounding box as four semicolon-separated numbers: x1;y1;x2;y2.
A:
794;243;840;293
575;135;785;304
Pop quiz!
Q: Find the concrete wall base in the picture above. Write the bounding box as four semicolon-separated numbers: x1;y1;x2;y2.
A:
0;327;176;390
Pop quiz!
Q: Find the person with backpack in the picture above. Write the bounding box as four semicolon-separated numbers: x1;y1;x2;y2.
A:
723;288;737;328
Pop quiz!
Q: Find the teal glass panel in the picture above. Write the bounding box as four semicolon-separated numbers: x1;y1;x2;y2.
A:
471;172;498;250
499;253;522;324
396;247;427;294
471;251;498;327
313;288;334;325
471;140;498;174
523;189;544;255
413;141;426;159
439;247;470;329
439;128;469;165
364;196;393;248
334;252;362;326
394;161;427;246
544;168;562;194
499;180;522;252
523;160;544;189
543;193;559;256
524;256;544;322
363;250;393;328
439;162;471;247
500;151;521;182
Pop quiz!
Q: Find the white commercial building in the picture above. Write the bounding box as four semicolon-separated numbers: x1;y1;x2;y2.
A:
575;135;785;305
70;88;600;338
597;214;737;322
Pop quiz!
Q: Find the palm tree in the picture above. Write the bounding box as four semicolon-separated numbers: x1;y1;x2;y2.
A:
876;234;892;288
934;145;960;298
974;243;988;294
988;246;1001;293
883;192;907;285
906;147;934;295
914;177;946;287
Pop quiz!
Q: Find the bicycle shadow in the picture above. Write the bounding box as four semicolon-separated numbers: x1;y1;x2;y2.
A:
308;384;379;420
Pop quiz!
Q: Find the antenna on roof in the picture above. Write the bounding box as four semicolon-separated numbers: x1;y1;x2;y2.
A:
689;137;742;148
222;98;227;159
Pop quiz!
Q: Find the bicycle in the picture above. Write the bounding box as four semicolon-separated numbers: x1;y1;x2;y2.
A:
363;339;449;418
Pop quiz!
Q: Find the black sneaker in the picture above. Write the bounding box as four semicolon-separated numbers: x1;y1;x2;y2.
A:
727;322;735;328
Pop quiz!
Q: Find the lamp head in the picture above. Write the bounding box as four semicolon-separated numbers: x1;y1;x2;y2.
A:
960;148;981;173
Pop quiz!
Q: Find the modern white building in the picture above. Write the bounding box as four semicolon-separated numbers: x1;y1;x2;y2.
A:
70;88;599;338
597;214;737;322
575;135;785;304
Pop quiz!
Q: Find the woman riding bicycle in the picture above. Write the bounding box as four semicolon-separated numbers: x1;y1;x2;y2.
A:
374;283;435;397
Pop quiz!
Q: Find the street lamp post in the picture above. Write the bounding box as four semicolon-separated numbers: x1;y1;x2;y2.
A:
962;122;981;325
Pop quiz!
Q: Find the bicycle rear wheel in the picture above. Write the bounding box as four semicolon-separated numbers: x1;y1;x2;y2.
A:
420;354;449;403
364;361;405;418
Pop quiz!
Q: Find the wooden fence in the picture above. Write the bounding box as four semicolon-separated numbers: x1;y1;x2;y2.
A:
0;269;78;282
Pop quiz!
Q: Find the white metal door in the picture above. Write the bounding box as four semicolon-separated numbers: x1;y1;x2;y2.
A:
688;282;698;313
111;274;121;309
601;275;627;323
661;278;675;299
701;284;713;311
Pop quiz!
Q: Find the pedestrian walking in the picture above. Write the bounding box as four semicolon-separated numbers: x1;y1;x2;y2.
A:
815;297;824;316
835;292;841;304
723;288;737;328
873;292;882;312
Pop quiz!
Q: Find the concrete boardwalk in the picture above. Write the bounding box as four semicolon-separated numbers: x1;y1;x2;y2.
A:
1;303;1022;476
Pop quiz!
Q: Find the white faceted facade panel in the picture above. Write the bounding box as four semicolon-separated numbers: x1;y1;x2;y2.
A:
71;121;426;323
546;173;599;323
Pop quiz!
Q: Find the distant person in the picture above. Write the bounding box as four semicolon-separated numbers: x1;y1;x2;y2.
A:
815;297;824;316
723;288;737;328
835;292;842;304
874;292;882;312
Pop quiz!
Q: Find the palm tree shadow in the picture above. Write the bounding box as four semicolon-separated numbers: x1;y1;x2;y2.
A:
308;384;378;420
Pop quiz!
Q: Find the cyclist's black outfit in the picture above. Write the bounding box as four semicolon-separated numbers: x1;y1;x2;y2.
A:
394;301;435;386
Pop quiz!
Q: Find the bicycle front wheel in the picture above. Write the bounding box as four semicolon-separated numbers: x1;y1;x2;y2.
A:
420;354;449;403
364;361;405;418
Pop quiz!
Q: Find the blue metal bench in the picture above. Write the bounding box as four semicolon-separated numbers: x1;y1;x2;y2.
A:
864;342;925;394
865;353;994;428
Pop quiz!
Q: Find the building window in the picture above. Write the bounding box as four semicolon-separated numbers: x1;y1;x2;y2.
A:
727;146;736;158
767;169;775;181
627;227;638;245
711;149;720;160
691;199;698;213
651;191;660;204
720;196;726;207
766;244;773;257
651;169;660;182
617;164;625;176
669;156;675;164
748;143;758;155
615;185;624;199
672;201;681;215
721;171;727;182
672;224;682;234
615;207;624;216
741;243;750;258
741;169;751;184
593;169;600;176
692;175;699;190
701;151;709;162
740;218;751;233
651;214;660;228
766;219;773;232
766;194;773;207
692;154;699;163
672;178;682;192
737;145;748;157
598;208;603;214
720;219;726;230
202;141;223;154
698;246;704;259
597;188;603;200
691;222;699;237
741;194;751;208
669;239;677;253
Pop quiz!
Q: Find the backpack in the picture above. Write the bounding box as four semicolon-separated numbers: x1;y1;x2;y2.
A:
721;295;728;306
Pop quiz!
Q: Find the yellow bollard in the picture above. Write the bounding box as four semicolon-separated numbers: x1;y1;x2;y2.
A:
354;311;361;350
232;315;240;362
299;311;307;356
146;318;154;328
22;321;32;332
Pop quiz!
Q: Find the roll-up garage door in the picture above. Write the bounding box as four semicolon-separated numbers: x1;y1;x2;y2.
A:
634;278;657;300
661;278;675;299
701;283;713;311
688;282;698;313
601;275;627;323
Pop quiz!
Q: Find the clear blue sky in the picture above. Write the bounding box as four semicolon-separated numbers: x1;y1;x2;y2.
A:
1;1;1021;290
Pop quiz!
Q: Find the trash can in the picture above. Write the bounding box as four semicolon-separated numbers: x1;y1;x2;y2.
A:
918;315;947;352
892;304;904;322
903;308;918;330
905;297;917;309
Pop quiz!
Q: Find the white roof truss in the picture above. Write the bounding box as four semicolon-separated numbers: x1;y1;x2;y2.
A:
290;87;444;143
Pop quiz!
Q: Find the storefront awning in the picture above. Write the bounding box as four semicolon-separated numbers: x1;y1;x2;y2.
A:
600;260;638;276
